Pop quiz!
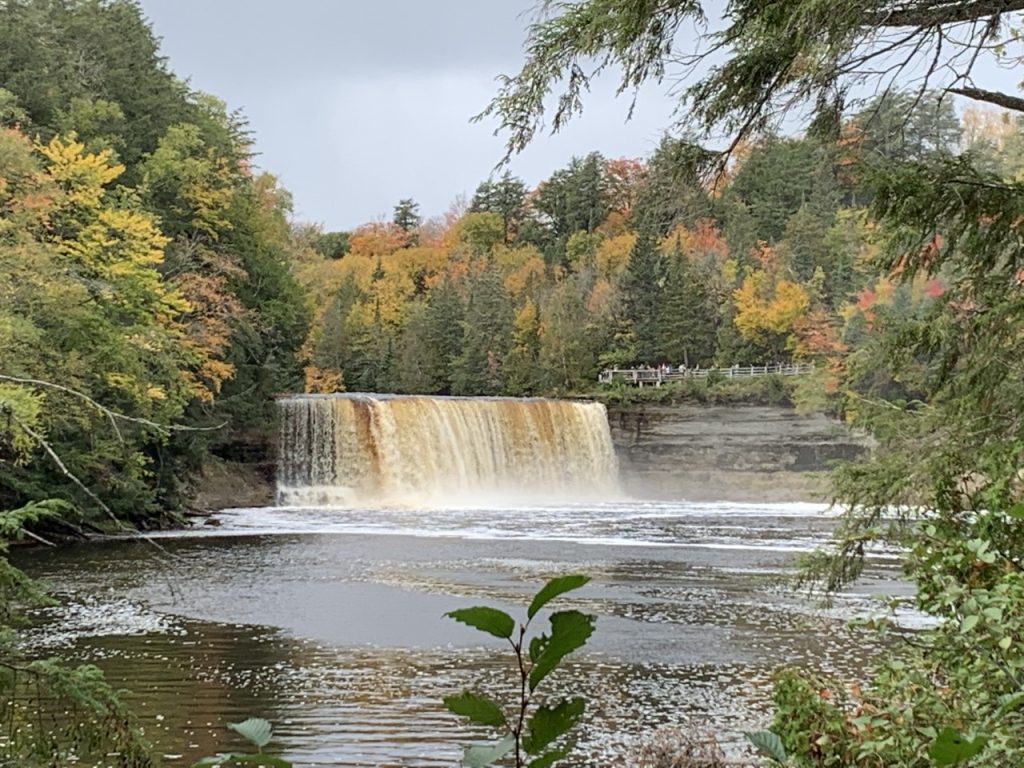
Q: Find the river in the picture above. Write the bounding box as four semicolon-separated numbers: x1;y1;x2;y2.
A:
13;500;909;767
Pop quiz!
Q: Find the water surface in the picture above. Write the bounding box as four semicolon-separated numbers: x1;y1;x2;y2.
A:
15;500;905;766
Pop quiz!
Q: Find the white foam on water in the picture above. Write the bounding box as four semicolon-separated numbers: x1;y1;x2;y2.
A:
143;499;839;557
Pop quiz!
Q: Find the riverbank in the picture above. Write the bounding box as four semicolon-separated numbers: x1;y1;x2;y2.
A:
190;458;275;512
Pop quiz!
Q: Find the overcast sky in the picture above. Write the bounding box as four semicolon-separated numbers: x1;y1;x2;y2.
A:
138;2;1021;232
139;0;680;231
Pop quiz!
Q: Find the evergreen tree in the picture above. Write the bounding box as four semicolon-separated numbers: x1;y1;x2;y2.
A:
532;152;611;265
633;135;715;235
619;229;666;363
393;198;421;246
451;264;513;395
0;0;197;175
422;279;465;394
778;204;832;282
393;198;422;232
657;242;716;367
470;171;528;243
853;90;962;163
730;137;836;243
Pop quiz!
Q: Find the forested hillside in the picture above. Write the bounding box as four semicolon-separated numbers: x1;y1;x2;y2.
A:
0;0;310;525
299;94;1021;400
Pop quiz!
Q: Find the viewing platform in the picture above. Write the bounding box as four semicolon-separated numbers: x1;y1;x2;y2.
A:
598;362;816;387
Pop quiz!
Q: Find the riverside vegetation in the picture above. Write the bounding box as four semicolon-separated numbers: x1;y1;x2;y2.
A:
1;0;1023;766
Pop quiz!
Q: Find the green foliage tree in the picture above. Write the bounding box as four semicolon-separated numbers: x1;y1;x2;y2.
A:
314;230;352;259
632;136;715;236
729;138;835;244
777;205;833;283
0;0;195;174
1;0;311;518
852;90;962;164
532;153;610;265
619;229;666;363
540;278;600;391
393;197;422;241
471;171;529;244
657;242;716;367
452;264;514;395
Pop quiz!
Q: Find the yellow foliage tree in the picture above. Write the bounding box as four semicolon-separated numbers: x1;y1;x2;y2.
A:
595;232;636;281
733;269;810;359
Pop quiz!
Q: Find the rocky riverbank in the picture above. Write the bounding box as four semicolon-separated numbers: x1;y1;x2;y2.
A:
607;403;868;502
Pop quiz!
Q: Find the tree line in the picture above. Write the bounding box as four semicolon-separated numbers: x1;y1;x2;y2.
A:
301;91;1017;399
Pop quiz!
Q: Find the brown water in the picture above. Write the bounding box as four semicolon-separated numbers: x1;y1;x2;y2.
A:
276;394;618;507
13;501;911;766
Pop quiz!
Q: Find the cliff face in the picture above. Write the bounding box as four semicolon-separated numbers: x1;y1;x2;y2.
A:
607;404;868;502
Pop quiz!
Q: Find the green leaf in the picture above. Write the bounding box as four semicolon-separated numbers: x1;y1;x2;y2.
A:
446;606;516;639
463;735;516;767
528;610;595;691
999;636;1013;650
982;606;1002;622
996;692;1024;717
192;753;292;768
1007;502;1024;519
523;698;585;754
745;731;788;764
228;718;273;749
960;614;979;633
444;691;507;728
527;575;590;620
528;743;574;768
929;728;987;766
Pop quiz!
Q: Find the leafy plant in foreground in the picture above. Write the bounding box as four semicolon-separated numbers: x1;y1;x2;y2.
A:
443;574;595;767
192;717;291;767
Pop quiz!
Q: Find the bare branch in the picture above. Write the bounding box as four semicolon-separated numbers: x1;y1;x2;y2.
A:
948;85;1024;111
866;0;1024;27
0;374;226;436
19;528;56;547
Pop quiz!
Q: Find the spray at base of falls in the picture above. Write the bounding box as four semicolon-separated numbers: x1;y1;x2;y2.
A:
276;394;620;507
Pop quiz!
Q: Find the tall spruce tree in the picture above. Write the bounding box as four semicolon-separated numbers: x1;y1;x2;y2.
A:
657;242;716;367
451;264;513;395
619;228;666;364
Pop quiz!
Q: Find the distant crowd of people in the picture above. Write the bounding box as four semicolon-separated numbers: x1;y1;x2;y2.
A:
598;362;805;382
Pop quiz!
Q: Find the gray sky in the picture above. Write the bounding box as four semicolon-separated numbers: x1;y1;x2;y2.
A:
138;2;1021;232
139;0;679;231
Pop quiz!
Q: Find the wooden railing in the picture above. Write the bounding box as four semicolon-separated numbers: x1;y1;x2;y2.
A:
598;362;816;386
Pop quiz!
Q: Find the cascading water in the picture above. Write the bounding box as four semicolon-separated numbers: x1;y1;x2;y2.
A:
276;393;620;507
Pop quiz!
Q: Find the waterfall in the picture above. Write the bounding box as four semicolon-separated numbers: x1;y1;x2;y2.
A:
276;394;620;507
